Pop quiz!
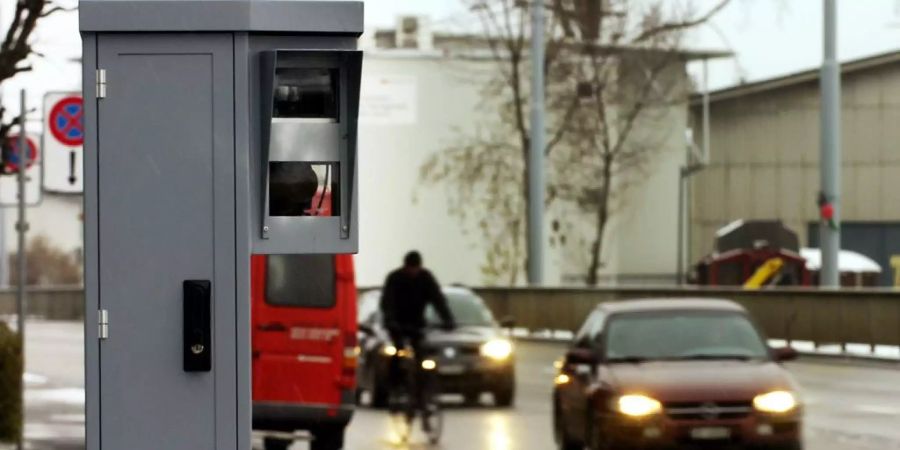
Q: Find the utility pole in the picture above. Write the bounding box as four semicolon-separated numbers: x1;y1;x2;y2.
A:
527;0;545;285
820;0;841;287
15;89;27;450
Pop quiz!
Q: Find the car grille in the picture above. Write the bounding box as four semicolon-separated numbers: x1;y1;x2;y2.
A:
665;400;753;420
426;343;480;358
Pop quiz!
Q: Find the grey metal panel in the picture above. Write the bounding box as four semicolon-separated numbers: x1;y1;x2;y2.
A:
212;32;238;449
80;0;363;34
233;31;253;450
80;31;100;450
96;33;235;450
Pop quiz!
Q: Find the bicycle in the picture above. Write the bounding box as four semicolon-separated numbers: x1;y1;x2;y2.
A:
386;337;443;445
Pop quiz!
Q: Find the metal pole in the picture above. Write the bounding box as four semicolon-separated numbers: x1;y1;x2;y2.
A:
527;0;545;285
676;169;685;285
0;192;6;288
820;0;841;287
15;89;27;450
702;60;710;163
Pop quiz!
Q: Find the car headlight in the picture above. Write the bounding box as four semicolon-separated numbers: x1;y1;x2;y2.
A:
421;359;437;371
381;345;397;356
480;339;513;360
753;391;798;413
616;394;662;417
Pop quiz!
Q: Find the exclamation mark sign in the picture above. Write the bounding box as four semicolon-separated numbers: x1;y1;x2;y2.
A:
68;150;77;185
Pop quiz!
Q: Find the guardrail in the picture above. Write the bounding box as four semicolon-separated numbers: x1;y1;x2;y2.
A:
475;287;900;350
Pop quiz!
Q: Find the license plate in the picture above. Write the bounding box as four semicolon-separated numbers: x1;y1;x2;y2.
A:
690;427;731;440
438;364;465;375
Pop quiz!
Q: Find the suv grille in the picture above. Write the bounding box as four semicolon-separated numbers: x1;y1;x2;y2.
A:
665;400;753;420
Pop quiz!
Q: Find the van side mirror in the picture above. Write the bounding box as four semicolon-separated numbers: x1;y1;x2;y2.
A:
772;346;798;362
500;316;516;329
358;323;375;336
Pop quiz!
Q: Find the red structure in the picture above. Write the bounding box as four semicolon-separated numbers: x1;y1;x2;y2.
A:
693;220;812;287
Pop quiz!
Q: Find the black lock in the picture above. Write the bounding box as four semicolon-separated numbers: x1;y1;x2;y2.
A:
183;280;212;372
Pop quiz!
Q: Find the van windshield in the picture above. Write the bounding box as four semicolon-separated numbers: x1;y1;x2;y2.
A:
266;255;335;308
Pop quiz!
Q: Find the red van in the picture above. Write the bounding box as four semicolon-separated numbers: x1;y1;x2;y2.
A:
251;253;358;450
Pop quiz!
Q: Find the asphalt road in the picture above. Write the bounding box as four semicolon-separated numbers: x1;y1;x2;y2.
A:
19;321;900;450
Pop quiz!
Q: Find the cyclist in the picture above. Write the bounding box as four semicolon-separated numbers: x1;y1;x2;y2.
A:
379;251;456;407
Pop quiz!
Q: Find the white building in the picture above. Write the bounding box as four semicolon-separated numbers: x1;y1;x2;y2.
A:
0;13;723;288
355;17;725;287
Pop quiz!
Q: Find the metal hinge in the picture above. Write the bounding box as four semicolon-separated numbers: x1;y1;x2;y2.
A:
96;69;107;99
98;309;109;340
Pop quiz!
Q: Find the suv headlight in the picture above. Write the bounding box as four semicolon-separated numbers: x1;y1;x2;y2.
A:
616;394;662;417
480;339;513;360
753;391;798;413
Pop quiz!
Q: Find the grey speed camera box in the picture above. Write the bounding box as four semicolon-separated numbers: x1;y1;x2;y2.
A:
80;1;363;449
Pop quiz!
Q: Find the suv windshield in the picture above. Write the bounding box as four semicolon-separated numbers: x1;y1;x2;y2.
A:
426;292;495;327
605;311;769;361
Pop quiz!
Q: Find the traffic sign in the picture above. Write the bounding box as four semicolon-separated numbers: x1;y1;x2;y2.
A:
43;92;84;193
48;96;84;147
0;133;42;206
4;135;38;172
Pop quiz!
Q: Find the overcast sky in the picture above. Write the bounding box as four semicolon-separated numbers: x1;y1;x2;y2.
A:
2;0;900;126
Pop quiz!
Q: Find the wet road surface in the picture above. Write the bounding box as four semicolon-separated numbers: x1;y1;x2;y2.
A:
19;321;900;449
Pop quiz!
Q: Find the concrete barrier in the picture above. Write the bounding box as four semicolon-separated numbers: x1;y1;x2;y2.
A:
6;285;900;350
0;286;83;321
475;287;900;349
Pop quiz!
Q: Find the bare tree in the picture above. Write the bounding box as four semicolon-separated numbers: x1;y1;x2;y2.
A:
420;0;728;285
0;0;71;165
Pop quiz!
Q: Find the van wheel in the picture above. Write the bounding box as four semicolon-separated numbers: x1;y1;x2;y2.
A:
263;437;292;450
312;426;345;450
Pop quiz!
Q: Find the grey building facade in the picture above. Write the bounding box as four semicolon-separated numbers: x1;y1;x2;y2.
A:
689;50;900;285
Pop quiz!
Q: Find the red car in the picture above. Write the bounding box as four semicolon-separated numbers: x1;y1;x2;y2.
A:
553;299;802;450
251;254;358;450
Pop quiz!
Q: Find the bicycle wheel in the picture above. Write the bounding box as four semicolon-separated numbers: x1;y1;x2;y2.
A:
390;412;412;443
421;401;443;445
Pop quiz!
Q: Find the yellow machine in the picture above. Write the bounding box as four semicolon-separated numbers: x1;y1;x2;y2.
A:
743;257;785;289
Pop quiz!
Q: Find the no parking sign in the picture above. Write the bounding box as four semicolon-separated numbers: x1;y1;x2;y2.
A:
43;92;84;193
0;133;42;206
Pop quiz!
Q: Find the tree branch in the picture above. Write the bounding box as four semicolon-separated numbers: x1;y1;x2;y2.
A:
630;0;731;44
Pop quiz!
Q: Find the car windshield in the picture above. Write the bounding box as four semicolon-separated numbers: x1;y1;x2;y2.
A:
604;311;770;361
426;292;495;327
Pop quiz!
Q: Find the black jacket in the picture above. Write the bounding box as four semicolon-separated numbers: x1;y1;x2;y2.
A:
380;268;455;333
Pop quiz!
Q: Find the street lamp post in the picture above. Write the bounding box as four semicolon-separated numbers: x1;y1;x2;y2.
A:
820;0;841;287
527;0;545;285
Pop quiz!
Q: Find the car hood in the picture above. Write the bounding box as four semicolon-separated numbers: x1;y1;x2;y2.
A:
426;326;500;346
603;360;797;402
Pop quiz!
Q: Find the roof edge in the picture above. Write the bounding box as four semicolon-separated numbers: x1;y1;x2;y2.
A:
80;0;364;35
690;49;900;106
